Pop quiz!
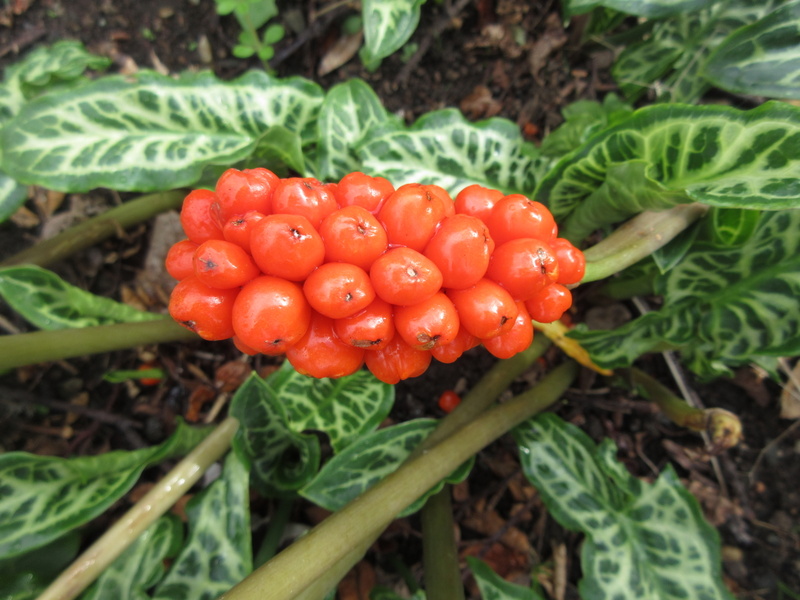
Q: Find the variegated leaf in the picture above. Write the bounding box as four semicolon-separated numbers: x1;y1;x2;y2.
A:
316;78;401;181
229;373;320;496
0;266;164;330
564;0;713;19
8;40;110;91
82;516;182;600
358;108;545;197
0;70;323;192
570;210;800;377
536;101;800;239
0;420;210;559
0;171;27;222
269;361;394;453
704;0;800;99
300;419;473;517
0;533;79;600
703;206;760;246
153;452;251;600
467;557;545;600
514;413;734;600
360;0;426;69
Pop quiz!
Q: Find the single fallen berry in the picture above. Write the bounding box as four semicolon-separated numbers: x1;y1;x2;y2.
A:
437;390;462;413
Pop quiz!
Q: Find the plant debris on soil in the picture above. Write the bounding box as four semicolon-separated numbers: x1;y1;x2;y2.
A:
1;1;799;599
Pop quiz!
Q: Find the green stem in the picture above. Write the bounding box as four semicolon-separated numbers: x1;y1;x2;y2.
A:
412;334;551;455
581;203;708;283
628;368;742;451
254;497;295;568
39;417;240;600
220;360;579;600
1;191;184;268
422;486;464;600
0;319;198;370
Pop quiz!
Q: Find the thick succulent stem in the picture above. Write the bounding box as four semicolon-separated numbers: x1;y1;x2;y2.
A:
422;486;465;600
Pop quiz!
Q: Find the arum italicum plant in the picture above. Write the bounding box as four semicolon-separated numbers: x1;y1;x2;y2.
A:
1;0;800;597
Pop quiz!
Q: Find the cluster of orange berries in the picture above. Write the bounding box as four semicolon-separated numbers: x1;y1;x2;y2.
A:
166;168;584;384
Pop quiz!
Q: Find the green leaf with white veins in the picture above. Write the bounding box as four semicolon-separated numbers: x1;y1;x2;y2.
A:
360;0;426;69
0;419;210;560
153;452;251;600
0;70;323;193
564;0;712;19
467;557;545;600
571;210;800;378
536;101;800;238
230;373;321;496
82;516;183;600
0;172;28;222
704;1;800;99
514;413;734;600
317;78;401;181
300;419;473;517
269;361;394;453
0;266;164;330
358;108;545;197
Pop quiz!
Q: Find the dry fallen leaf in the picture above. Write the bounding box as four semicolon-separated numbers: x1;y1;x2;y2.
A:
779;359;800;419
318;30;363;77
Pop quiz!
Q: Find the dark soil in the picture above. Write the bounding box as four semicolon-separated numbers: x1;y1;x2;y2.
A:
1;1;798;599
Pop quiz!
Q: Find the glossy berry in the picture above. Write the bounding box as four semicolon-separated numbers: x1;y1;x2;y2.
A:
482;302;534;359
378;183;452;251
447;278;518;339
394;292;460;350
525;283;572;323
222;210;265;254
487;194;558;246
193;239;260;289
233;335;259;356
333;297;395;350
319;206;388;271
168;276;238;340
430;323;480;364
180;189;224;244
437;390;462;413
271;177;338;228
370;247;443;306
454;184;503;223
335;171;395;214
423;214;494;289
550;238;586;285
303;262;376;319
215;168;279;220
232;276;311;355
250;214;325;281
486;238;559;300
286;312;365;379
365;335;432;384
165;239;199;281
